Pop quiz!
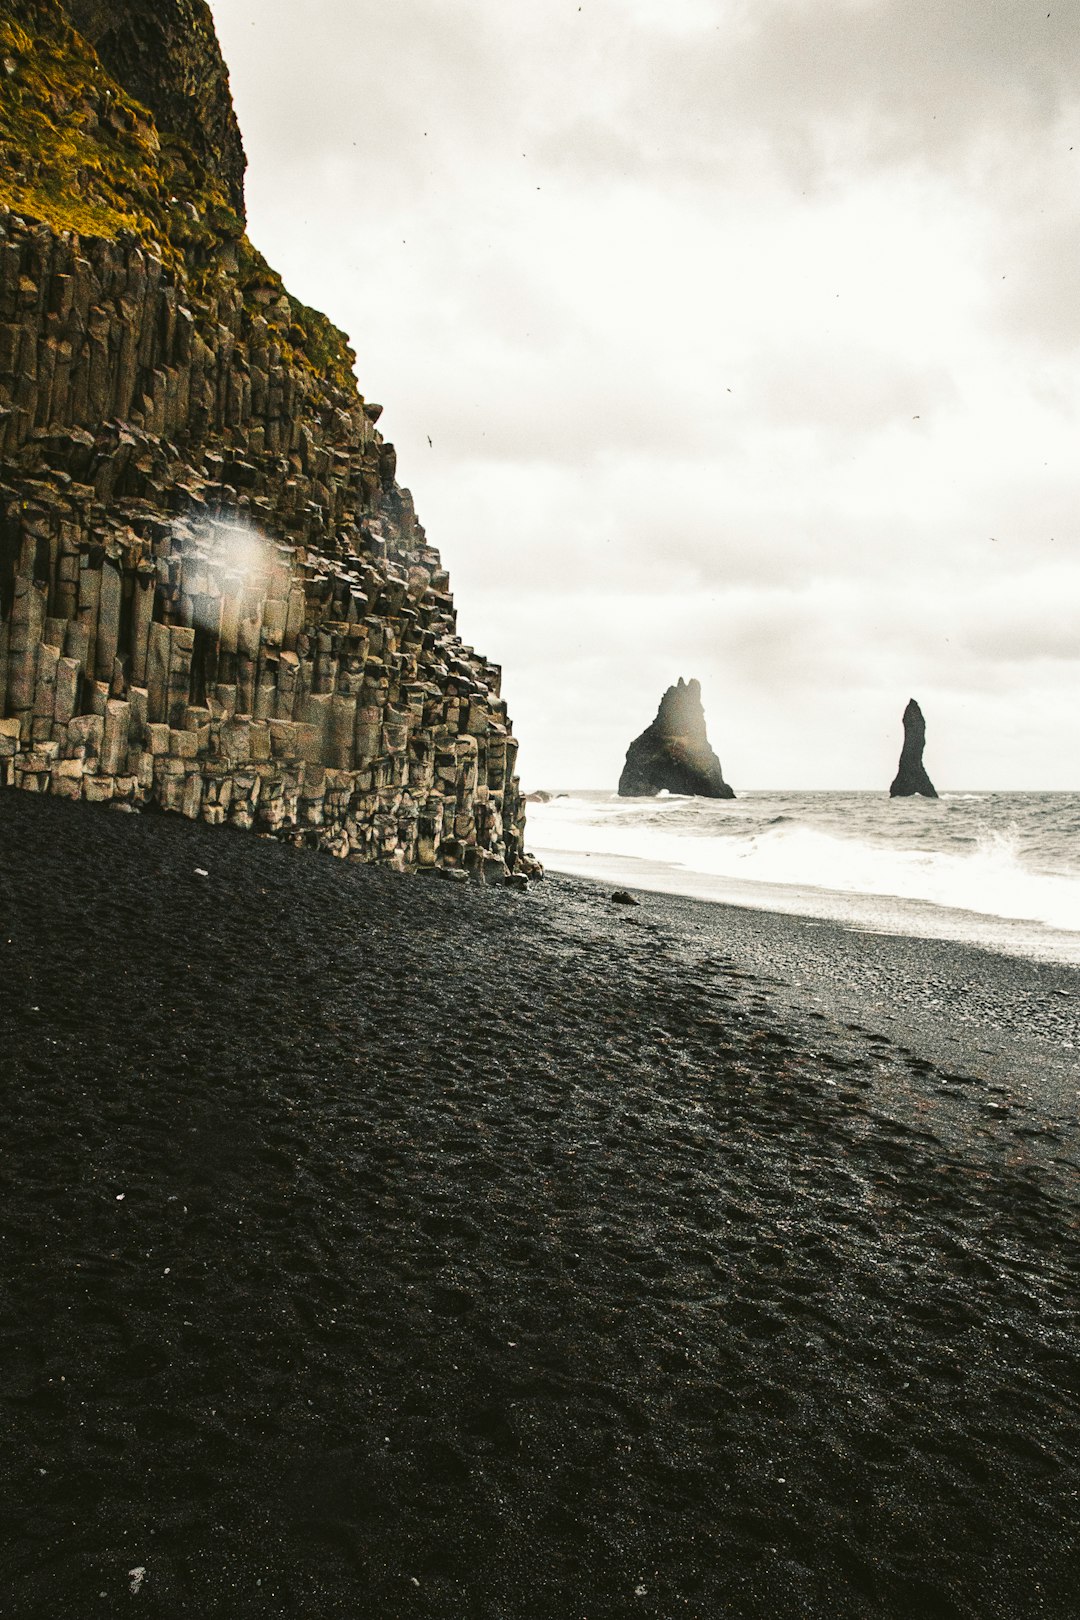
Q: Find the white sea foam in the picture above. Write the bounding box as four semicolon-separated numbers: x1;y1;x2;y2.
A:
526;791;1080;945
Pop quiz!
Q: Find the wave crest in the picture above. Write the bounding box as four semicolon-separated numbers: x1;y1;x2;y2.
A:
526;797;1080;934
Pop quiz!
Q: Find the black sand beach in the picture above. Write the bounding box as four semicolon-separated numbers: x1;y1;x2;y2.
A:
2;792;1079;1619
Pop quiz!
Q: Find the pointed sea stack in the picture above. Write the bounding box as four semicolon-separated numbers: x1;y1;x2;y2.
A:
889;699;938;798
618;678;735;799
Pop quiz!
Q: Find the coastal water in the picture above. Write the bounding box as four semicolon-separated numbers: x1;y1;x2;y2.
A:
525;791;1080;964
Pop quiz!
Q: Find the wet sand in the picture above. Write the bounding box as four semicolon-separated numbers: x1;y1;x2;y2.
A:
1;791;1078;1619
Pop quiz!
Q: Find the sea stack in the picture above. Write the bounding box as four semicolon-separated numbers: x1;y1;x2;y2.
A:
618;678;734;799
889;699;938;798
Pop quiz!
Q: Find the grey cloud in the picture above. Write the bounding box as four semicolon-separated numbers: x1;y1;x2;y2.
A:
217;0;1080;392
215;0;1080;211
207;0;1080;790
411;343;959;468
212;1;529;216
744;347;959;433
996;202;1080;350
219;1;1080;195
618;0;1080;179
960;603;1080;663
424;453;1051;609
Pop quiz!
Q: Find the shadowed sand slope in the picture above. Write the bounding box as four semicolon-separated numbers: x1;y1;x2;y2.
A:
1;792;1078;1619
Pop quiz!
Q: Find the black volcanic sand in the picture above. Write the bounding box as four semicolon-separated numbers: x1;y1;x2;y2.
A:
2;793;1079;1620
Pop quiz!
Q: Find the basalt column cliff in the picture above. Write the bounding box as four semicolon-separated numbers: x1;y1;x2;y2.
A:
0;0;531;877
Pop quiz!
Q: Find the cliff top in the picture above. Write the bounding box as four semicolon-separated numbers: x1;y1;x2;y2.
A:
0;0;357;390
59;0;247;218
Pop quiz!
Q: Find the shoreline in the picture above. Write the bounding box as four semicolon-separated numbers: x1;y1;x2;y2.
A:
569;869;1080;1133
2;792;1079;1618
524;787;1080;968
527;844;1080;968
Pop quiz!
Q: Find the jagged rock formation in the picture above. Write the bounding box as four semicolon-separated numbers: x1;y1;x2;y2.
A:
889;699;937;799
618;678;734;799
0;0;531;878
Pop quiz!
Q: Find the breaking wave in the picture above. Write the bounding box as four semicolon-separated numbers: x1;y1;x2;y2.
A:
526;791;1080;941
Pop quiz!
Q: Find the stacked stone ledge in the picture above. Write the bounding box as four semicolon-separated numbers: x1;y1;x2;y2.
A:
0;210;534;879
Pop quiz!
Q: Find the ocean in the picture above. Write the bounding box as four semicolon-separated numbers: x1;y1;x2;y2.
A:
525;790;1080;965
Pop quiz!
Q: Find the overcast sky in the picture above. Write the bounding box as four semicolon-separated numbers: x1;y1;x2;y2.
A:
210;0;1080;790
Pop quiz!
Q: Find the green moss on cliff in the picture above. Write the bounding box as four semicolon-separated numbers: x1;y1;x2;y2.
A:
233;240;357;394
0;6;179;244
0;0;246;274
60;0;248;219
0;0;357;392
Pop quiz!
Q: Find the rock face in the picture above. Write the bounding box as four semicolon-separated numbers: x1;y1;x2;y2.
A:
889;699;938;798
59;0;247;218
618;678;734;799
0;0;532;878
